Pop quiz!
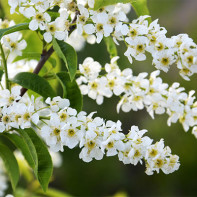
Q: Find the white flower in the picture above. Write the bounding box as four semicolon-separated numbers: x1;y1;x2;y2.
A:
43;21;67;43
124;36;148;64
0;86;21;106
77;5;89;35
2;32;27;58
45;97;70;112
40;115;65;152
79;130;103;162
91;12;113;43
29;9;51;31
152;50;176;73
61;121;84;149
8;0;26;14
79;57;101;80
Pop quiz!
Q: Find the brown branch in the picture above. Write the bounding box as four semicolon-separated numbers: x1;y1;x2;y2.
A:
20;47;54;97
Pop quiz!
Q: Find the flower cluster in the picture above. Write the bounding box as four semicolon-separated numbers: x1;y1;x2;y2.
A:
0;19;27;62
77;56;197;134
0;87;179;175
8;1;197;79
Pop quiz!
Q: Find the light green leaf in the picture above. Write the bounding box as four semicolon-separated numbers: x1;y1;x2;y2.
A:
94;0;151;22
0;23;29;40
24;128;53;192
0;142;20;190
37;188;72;197
131;0;150;17
12;72;56;99
56;72;83;112
94;0;132;10
104;37;118;58
3;133;38;173
53;39;77;81
47;11;60;21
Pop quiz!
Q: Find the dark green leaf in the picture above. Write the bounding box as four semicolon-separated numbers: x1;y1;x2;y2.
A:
11;72;56;98
53;39;77;81
0;142;20;190
104;37;118;58
3;132;38;173
0;68;4;81
24;128;53;192
56;72;83;112
0;23;29;40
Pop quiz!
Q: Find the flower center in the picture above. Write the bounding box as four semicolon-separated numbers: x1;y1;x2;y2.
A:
53;128;60;136
68;129;75;137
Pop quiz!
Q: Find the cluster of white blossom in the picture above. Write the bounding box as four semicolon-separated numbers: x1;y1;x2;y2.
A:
8;0;96;43
0;19;27;62
8;0;197;79
77;56;197;135
0;87;180;175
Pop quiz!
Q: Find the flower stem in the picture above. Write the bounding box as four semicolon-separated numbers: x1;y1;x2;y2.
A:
0;43;10;90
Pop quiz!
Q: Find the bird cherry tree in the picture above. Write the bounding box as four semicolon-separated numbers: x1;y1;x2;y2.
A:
0;0;196;196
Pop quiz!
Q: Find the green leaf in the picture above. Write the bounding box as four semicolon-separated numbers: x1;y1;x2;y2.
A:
47;11;60;21
37;188;72;197
14;52;56;68
11;72;56;98
53;39;77;81
0;142;20;190
131;0;150;18
56;72;83;112
0;68;4;81
0;23;29;40
104;37;118;58
24;128;53;192
94;0;132;10
3;133;38;172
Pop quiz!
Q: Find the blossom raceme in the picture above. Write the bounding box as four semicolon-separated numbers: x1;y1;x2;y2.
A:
7;1;197;80
0;87;179;175
77;56;197;135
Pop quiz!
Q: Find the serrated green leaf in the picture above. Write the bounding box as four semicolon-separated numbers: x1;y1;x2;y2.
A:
0;142;20;190
53;39;77;81
104;37;118;58
13;52;56;68
3;133;38;173
56;72;83;112
0;23;29;40
24;128;53;192
11;72;56;98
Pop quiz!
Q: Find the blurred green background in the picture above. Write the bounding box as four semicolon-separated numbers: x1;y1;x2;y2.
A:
1;0;197;196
